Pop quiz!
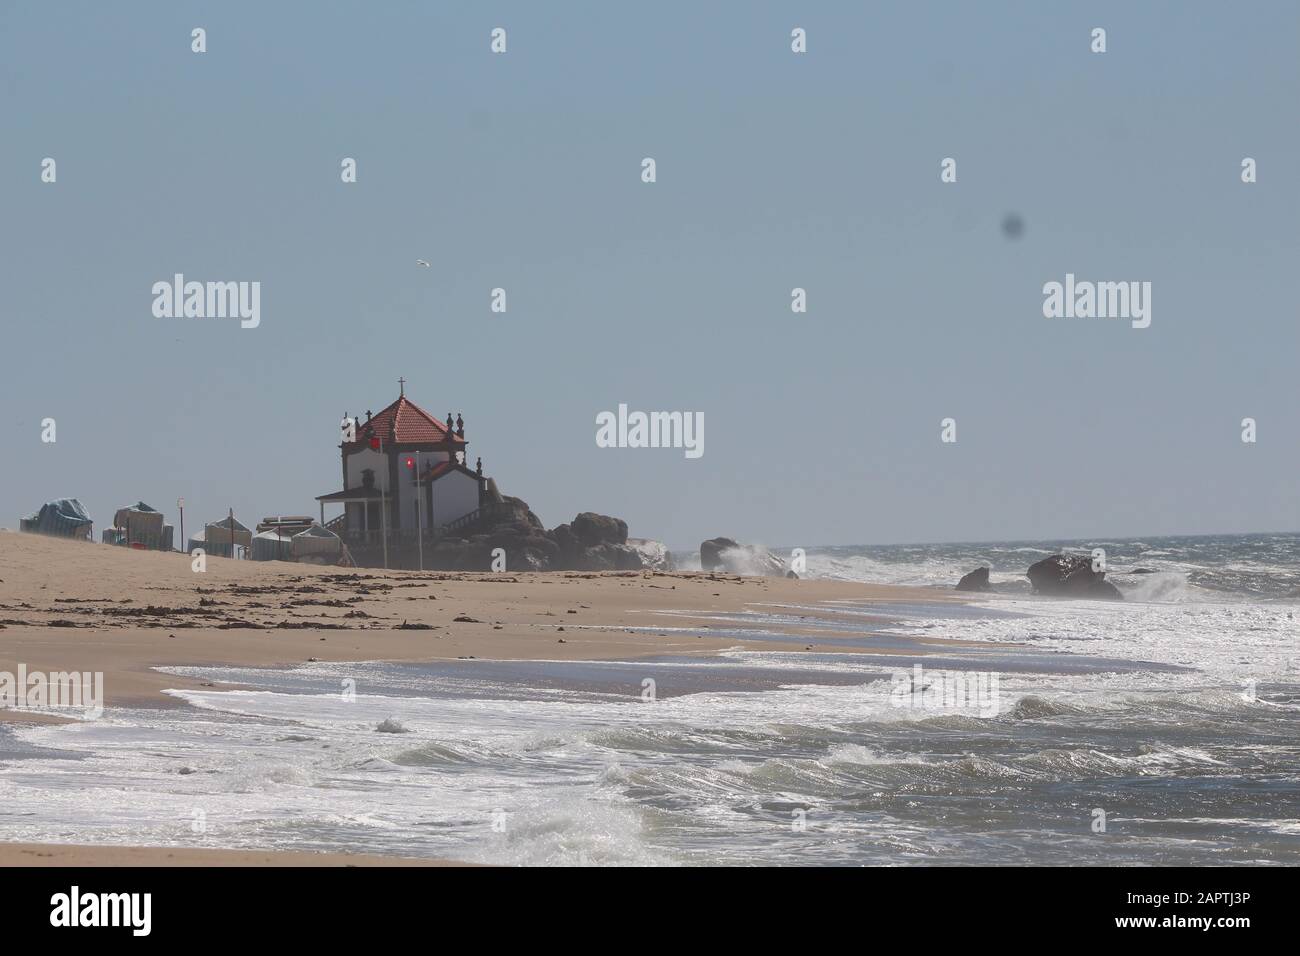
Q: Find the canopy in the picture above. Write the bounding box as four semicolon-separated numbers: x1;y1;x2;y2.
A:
204;516;252;548
113;501;165;535
251;529;294;562
21;498;93;538
292;523;342;559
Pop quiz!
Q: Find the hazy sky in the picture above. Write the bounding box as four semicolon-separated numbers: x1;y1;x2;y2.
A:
2;1;1297;551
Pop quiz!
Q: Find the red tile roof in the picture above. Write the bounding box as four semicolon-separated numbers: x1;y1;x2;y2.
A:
418;461;479;484
349;396;464;448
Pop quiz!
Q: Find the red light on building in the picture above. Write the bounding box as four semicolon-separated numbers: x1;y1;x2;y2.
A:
369;437;380;450
405;457;415;468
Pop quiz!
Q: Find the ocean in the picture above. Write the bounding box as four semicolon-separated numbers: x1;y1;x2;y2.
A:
2;533;1297;865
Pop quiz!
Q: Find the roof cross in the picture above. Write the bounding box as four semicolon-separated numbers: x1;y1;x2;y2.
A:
398;377;406;397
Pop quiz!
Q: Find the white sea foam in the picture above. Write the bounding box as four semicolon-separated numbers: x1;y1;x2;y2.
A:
3;533;1298;865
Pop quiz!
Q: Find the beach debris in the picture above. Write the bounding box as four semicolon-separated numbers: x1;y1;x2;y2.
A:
453;615;482;623
396;620;434;630
375;718;411;734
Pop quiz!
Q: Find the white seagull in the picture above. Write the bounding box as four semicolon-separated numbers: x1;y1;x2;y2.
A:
416;259;430;268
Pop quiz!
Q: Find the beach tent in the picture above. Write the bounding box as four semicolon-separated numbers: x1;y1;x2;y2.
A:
291;523;342;562
20;498;93;539
251;528;294;562
113;501;164;534
111;501;166;549
203;516;252;558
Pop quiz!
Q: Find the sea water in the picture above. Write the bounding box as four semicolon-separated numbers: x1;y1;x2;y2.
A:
1;533;1297;865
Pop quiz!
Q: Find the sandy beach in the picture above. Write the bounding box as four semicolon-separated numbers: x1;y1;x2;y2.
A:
0;530;955;716
0;530;956;866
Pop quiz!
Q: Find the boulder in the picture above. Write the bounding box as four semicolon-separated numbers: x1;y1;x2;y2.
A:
548;523;582;563
627;538;673;572
1026;554;1123;600
571;512;628;547
435;498;659;572
700;537;739;571
700;537;786;576
956;567;991;591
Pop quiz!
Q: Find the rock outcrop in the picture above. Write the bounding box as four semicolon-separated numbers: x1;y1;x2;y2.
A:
699;537;786;576
430;498;666;572
627;538;673;572
700;537;739;571
955;567;991;591
1026;554;1123;600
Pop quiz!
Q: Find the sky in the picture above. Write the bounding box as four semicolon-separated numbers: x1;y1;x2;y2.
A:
1;1;1297;551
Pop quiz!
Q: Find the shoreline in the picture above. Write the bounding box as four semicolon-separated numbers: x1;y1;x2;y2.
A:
0;842;467;867
0;531;968;867
0;530;963;718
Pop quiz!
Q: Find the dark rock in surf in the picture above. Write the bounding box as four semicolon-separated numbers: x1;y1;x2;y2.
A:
1026;554;1123;600
700;537;740;571
700;537;786;576
956;567;991;591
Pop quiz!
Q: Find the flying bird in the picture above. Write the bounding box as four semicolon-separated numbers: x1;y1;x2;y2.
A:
416;259;430;268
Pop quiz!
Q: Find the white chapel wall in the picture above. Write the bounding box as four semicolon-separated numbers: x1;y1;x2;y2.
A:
346;448;390;493
431;470;479;527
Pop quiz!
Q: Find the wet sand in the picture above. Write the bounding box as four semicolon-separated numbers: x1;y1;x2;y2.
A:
0;530;959;717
